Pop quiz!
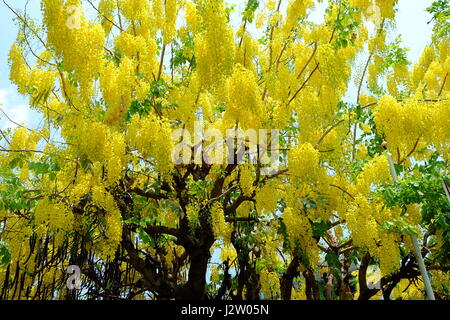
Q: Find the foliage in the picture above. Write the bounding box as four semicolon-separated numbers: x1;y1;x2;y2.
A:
0;0;448;300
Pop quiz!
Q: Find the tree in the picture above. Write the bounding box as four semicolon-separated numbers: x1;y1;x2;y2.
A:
0;0;448;300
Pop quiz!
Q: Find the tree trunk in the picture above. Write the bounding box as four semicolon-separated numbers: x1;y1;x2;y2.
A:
185;246;212;300
280;256;300;300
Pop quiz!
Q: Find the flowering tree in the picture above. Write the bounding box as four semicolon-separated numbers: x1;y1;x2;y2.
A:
0;0;448;300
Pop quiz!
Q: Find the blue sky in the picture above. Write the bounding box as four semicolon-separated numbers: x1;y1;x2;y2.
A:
0;0;41;130
0;0;435;130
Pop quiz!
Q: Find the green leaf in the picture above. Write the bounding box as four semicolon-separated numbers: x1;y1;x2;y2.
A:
124;217;141;225
325;251;341;269
312;219;332;238
0;244;11;267
29;162;50;175
137;228;155;247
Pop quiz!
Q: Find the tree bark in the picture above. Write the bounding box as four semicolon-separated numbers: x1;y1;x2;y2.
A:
358;253;379;300
303;269;320;300
186;246;211;299
280;256;300;300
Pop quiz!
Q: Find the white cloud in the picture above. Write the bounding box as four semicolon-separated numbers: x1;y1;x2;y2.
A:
0;87;31;130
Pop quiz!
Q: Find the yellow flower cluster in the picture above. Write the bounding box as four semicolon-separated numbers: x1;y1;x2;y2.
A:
185;1;200;32
98;0;115;35
100;57;136;125
404;204;422;226
288;142;321;185
62;116;126;187
220;245;237;262
239;164;255;197
291;280;307;300
115;32;158;78
41;0;69;50
106;132;127;185
431;270;450;296
164;242;185;270
163;0;178;44
9;127;40;152
193;0;235;88
411;40;450;98
259;231;283;264
282;207;318;263
1;128;42;180
92;186;122;258
259;267;280;299
224;65;263;129
236;200;254;218
210;265;220;284
1;216;34;271
236;33;259;72
8;44;28;94
317;44;351;90
68;169;93;203
9;44;56;103
64;118;107;160
374;95;448;158
45;1;105;96
266;0;277;11
294;89;320;136
127;114;174;174
350;0;398;21
345;198;374;242
120;0;151;22
410;46;435;90
355;154;391;195
391;278;424;300
376;0;398;20
282;0;313;36
368;29;386;53
166;82;199;126
186;202;200;231
42;0;106;102
255;11;266;29
34;198;74;233
368;54;384;88
210;202;231;244
345;195;401;276
255;183;279;215
378;231;400;276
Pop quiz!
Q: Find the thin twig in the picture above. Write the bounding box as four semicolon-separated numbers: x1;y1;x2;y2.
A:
357;53;373;105
315;119;345;149
157;44;166;81
329;184;356;200
438;72;448;97
399;136;420;165
86;0;124;32
3;0;47;48
288;63;320;106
